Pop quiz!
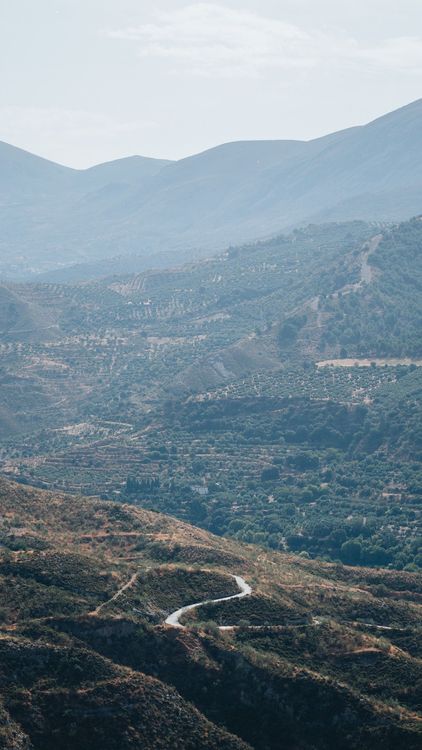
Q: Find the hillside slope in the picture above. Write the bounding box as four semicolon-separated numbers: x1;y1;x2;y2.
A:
0;477;420;749
0;286;57;342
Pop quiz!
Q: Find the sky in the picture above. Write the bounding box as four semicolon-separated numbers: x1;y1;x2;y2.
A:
1;0;422;168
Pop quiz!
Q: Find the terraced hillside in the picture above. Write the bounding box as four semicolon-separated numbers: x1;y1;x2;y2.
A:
0;477;420;750
0;217;421;571
0;220;370;442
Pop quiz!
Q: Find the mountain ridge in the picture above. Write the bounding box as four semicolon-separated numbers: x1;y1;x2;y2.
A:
1;99;422;280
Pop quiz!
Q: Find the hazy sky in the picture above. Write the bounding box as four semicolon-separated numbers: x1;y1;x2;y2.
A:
1;0;422;167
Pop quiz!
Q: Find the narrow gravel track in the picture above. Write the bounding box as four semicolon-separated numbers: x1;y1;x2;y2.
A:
165;575;252;629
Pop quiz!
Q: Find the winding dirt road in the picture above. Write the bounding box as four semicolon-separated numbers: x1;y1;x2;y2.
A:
92;571;139;615
165;574;252;629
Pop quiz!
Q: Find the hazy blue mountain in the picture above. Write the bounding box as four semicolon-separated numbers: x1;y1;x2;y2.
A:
1;99;421;279
74;154;173;191
0;142;170;194
0;140;71;195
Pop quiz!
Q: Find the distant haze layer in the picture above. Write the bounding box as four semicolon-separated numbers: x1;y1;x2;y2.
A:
0;99;422;281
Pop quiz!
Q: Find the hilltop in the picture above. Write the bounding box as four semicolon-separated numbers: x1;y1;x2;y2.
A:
0;476;420;749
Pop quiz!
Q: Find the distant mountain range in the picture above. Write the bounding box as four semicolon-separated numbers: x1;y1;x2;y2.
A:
1;99;422;280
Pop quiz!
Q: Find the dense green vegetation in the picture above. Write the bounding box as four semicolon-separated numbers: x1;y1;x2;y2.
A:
118;366;421;571
318;219;422;357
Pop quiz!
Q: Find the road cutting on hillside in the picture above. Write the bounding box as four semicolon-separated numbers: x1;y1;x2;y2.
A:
165;574;252;629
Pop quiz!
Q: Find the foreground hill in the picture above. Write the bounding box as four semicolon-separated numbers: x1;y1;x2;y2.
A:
1;100;422;279
0;476;420;749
